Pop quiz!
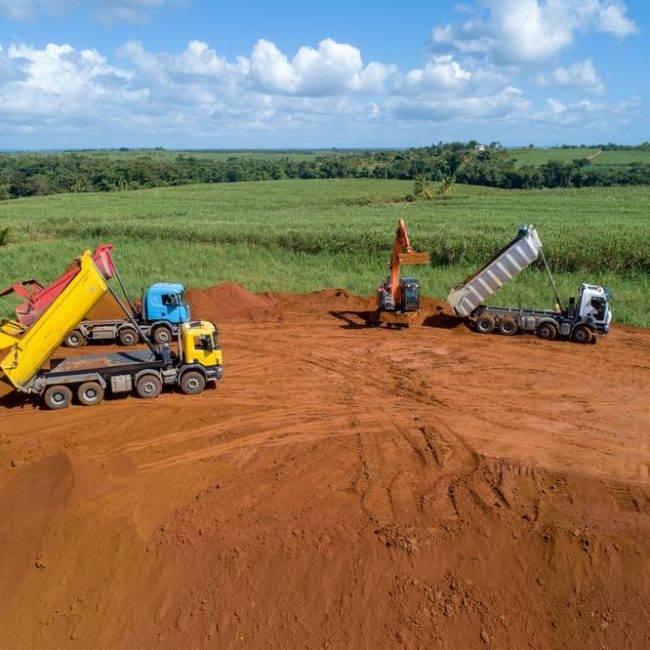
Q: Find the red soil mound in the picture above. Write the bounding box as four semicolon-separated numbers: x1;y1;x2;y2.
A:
187;282;281;323
276;287;375;313
84;293;124;320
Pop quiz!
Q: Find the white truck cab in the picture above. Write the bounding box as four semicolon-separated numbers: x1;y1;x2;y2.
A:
577;284;612;333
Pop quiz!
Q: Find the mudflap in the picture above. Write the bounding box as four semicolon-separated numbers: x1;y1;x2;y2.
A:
368;310;420;328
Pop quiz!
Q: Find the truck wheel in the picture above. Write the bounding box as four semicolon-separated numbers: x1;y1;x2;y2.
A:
572;325;593;344
152;325;172;345
136;374;162;399
536;322;558;341
180;371;206;395
498;317;518;336
43;385;72;410
474;314;495;334
77;381;104;406
118;327;139;346
64;330;86;348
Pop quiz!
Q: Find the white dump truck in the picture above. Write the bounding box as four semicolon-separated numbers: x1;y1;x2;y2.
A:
447;225;612;344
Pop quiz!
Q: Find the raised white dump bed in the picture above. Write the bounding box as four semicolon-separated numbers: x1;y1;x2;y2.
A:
447;225;542;317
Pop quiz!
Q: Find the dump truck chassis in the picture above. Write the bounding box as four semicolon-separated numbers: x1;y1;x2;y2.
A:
469;306;605;343
65;318;180;347
25;357;223;408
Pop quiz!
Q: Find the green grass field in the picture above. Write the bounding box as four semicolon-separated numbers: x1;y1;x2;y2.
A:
0;179;648;326
510;147;650;167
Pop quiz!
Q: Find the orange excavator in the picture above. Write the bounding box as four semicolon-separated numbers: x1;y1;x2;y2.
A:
371;219;430;326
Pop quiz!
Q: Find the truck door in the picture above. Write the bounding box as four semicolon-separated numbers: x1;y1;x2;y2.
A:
160;290;190;323
578;287;611;328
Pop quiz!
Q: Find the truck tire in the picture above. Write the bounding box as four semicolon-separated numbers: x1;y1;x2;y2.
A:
180;370;206;395
536;322;558;341
43;385;73;410
572;325;593;344
136;373;163;399
498;317;518;336
77;381;104;406
64;330;86;348
118;327;139;346
152;325;172;345
475;314;496;334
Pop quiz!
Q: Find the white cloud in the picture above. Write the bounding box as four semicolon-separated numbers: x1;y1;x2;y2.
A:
248;38;395;96
397;55;507;97
0;38;639;144
402;55;472;91
391;86;531;122
537;59;604;93
597;2;638;36
92;1;170;24
1;42;134;117
432;0;638;63
0;0;176;23
531;96;637;128
249;40;298;94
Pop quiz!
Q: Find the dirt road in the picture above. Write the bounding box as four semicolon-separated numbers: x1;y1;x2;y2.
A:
1;285;648;648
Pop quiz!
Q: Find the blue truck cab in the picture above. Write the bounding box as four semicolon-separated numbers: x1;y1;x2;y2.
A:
64;282;194;348
142;283;190;324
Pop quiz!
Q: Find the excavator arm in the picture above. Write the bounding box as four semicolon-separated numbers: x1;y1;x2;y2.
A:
388;219;430;303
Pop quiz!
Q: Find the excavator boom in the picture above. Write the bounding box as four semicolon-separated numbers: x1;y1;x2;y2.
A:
390;219;429;304
388;220;430;303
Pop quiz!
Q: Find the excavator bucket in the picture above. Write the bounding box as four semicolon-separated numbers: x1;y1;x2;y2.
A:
368;309;422;327
398;252;430;265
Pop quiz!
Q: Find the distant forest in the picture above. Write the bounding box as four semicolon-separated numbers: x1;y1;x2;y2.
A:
1;142;649;200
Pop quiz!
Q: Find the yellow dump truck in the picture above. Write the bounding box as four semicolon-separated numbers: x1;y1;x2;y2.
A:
0;248;223;409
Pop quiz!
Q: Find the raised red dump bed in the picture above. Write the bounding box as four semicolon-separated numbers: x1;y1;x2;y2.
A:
0;244;117;327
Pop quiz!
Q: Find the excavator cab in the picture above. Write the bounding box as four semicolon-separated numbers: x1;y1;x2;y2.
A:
400;278;421;312
377;280;396;311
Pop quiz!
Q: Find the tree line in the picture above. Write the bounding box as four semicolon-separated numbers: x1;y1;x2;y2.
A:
1;142;649;200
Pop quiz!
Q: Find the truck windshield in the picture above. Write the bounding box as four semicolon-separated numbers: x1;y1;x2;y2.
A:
592;298;606;320
194;335;213;351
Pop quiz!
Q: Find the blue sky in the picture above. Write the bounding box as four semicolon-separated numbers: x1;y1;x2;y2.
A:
0;0;647;148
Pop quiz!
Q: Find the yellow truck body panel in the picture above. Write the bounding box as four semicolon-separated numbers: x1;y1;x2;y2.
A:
0;251;109;391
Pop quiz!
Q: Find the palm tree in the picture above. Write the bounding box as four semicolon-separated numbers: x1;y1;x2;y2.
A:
413;174;433;200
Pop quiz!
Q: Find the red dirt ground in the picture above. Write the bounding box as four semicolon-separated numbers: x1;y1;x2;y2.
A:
0;284;648;648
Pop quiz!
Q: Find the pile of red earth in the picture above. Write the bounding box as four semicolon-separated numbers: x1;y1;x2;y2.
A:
85;284;453;326
186;283;281;324
84;293;124;320
275;287;375;315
